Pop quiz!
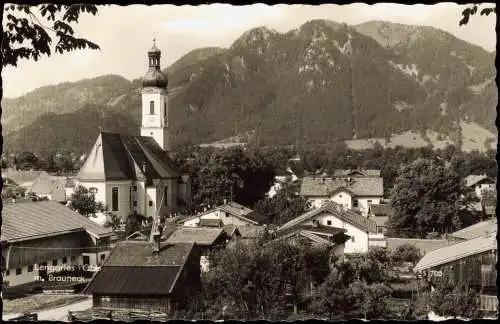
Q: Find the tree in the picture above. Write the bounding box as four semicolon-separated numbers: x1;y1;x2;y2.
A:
200;239;332;320
254;182;311;225
388;158;478;238
3;4;100;67
308;267;351;320
103;211;122;232
347;280;394;320
425;273;481;319
16;151;38;170
68;185;104;217
390;243;422;265
124;212;148;237
459;4;496;26
178;147;275;211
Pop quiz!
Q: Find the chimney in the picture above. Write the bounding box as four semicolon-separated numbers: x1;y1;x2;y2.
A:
152;223;163;254
223;198;227;205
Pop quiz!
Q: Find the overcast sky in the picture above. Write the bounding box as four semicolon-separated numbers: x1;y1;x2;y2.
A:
2;3;496;98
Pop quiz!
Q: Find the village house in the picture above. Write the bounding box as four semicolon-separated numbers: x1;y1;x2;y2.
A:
1;201;113;288
177;200;266;227
465;174;496;199
83;241;201;314
272;223;350;260
2;169;50;193
27;174;67;202
414;231;498;313
277;201;378;254
367;200;394;234
74;42;191;222
300;169;384;216
164;227;229;272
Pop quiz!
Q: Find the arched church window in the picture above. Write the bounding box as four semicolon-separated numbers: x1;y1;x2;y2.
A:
150;101;155;115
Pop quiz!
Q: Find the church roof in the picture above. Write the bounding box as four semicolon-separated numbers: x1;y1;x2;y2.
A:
77;132;181;182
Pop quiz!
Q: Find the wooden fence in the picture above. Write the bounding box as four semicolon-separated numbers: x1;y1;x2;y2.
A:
68;308;169;322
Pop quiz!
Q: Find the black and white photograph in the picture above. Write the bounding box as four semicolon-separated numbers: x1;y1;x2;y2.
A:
1;2;498;321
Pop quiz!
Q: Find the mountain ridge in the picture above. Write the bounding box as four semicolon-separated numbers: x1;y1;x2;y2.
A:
2;19;496;155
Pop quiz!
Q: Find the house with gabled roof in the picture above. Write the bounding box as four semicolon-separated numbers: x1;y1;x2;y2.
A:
75;42;191;221
176;201;266;227
465;174;496;198
414;232;497;312
28;174;67;202
164;227;229;272
367;201;394;234
1;201;113;288
278;201;378;254
83;241;201;314
300;174;384;216
1;169;50;190
273;223;350;259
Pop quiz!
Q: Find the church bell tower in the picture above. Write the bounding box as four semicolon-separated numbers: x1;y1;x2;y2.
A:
140;39;170;152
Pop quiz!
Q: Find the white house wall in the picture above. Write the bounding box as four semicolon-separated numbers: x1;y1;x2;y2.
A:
330;191;353;210
356;197;381;216
305;211;370;254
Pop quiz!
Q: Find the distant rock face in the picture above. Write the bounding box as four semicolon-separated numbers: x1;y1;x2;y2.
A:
2;20;496;155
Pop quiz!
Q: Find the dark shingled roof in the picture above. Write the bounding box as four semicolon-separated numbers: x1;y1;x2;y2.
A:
84;266;181;295
77;132;181;182
84;241;198;295
369;203;394;218
278;201;378;233
105;241;195;266
165;227;225;246
1;201;113;242
300;176;383;197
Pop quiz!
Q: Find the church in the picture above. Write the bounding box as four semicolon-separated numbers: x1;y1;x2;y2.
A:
75;41;191;221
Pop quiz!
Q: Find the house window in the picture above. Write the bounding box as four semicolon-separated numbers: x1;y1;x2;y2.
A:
71;256;77;263
339;194;342;198
52;259;58;266
164;186;168;206
133;201;137;207
353;199;359;208
100;254;106;261
112;187;119;211
150;100;155;114
133;186;137;192
164;102;168;124
129;187;132;210
149;201;153;207
5;269;10;276
15;268;22;275
62;257;67;264
367;200;372;203
327;220;332;226
351;237;355;242
377;227;384;234
28;265;34;272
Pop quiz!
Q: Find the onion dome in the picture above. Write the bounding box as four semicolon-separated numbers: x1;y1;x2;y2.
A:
142;39;168;89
